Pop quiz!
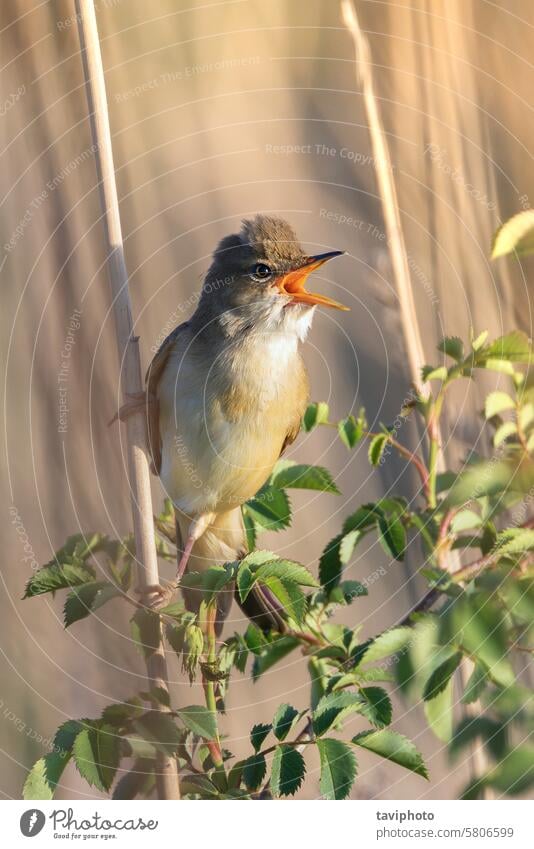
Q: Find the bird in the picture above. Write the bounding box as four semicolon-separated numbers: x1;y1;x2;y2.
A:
117;215;347;632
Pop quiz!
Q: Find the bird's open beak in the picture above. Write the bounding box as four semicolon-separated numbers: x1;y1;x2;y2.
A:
276;250;349;311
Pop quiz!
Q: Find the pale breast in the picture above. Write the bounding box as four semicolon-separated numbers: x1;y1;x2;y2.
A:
157;333;308;516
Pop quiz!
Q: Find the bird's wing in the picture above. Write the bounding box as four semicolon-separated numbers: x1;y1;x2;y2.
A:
279;356;309;456
145;321;190;475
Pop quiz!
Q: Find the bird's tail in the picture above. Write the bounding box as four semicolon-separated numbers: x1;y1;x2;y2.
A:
175;507;282;635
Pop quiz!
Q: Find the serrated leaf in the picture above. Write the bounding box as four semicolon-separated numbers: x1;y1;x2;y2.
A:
421;365;448;382
317;738;357;800
262;576;306;624
438;336;464;362
494;528;534;556
377;515;406;561
250;723;271;752
63;581;121;627
339;529;362;565
343;504;381;535
319;534;344;590
24;563;95;598
271;461;340;494
450;510;482;533
368;433;388;466
485;391;515;419
492;210;534;259
130;609;161;660
356;627;412;666
270;745;306;797
357;687;392;728
72;724;120;792
254;558;318;587
481;331;532;363
272;704;300;741
313;692;364;737
302;401;330;432
236;563;255;603
245;484;291;531
241;507;258;549
352;730;428;778
23;752;71;800
242;753;267;791
101;699;144;727
338;415;363;449
54;720;85;754
423;652;462;701
176;705;217;739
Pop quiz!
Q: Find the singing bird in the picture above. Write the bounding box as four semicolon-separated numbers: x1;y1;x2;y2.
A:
129;216;347;630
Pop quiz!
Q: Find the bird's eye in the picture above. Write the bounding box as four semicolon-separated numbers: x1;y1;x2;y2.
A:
250;263;272;281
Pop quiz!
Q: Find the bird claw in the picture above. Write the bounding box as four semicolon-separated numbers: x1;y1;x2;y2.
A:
139;582;177;611
108;391;157;426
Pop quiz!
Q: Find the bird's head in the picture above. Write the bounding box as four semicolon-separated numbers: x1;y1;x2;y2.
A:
195;215;347;339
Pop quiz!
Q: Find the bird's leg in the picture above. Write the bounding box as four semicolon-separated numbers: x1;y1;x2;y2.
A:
144;512;216;611
108;391;157;426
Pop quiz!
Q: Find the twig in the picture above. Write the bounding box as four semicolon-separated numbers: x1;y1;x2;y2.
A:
74;0;180;799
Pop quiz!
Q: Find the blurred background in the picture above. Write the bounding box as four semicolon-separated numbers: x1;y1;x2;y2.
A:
1;0;533;799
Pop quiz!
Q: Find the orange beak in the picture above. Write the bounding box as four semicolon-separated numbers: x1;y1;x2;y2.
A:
276;251;349;311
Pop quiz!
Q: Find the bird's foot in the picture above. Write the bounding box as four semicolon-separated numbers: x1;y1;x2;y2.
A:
108;391;157;426
138;582;177;611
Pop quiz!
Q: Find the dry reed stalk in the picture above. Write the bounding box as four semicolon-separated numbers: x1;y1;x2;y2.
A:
74;0;180;800
341;0;491;793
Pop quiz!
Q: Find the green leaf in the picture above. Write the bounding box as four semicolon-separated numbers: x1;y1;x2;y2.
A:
236;563;255;603
339;529;362;565
312;692;364;737
245;484;291;531
450;717;507;761
302;401;330;432
254;558;318;587
272;704;300;741
438;336;464;362
356;627;412;666
338;415;363;449
492;210;534;259
318;534;344;590
480;331;532;363
130;609;161;660
424;678;454;742
23;752;71;800
252;636;299;681
377;514;406;561
461;662;488;704
250;723;271;753
176;705;217;739
241;508;257;550
471;330;489;350
485;391;516;418
342;504;381;534
24;562;95;598
317;738;357;800
270;744;306;797
450;510;482;533
63;581;121;627
271;461;340;494
487;746;534;794
357;687;392;728
262;576;306;624
133;712;182;755
102;698;144;727
72;724;120;792
368;433;388;466
54;720;85;754
421;365;448;382
494;528;534;556
352;730;428;778
423;651;462;701
242;753;267;791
